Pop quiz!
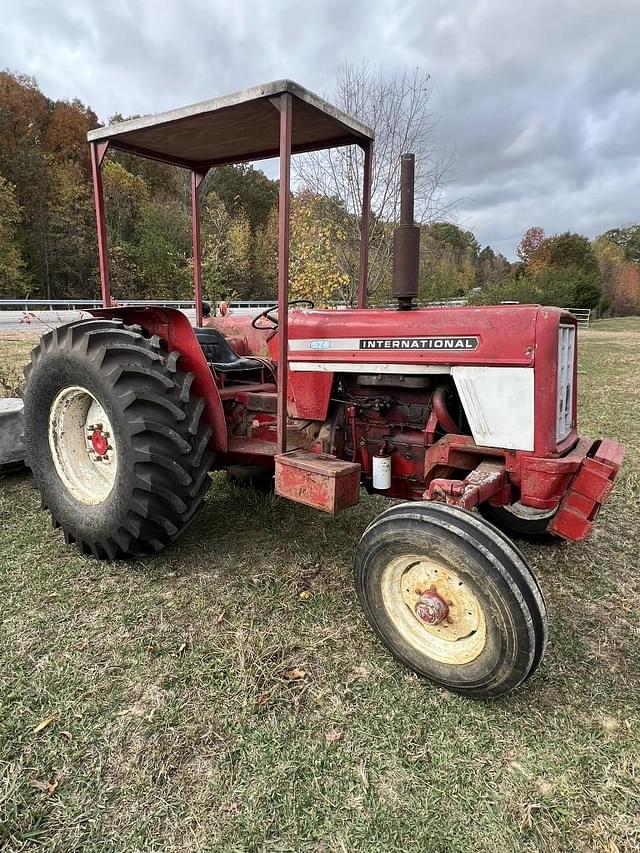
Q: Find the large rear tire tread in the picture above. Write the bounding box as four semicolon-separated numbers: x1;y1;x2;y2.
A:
355;501;548;698
23;318;214;559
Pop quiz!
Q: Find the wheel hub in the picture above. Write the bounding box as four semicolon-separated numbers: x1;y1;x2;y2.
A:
415;587;449;625
89;425;110;458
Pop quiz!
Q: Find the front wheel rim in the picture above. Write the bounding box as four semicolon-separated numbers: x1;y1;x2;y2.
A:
501;501;557;522
48;385;118;505
380;555;487;665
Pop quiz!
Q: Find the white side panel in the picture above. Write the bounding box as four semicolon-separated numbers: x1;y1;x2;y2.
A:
289;362;451;375
556;325;575;441
452;366;534;451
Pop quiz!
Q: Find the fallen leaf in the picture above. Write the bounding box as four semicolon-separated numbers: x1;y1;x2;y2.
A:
30;778;59;795
347;665;371;682
32;715;56;734
536;779;554;797
216;611;225;624
298;590;312;601
176;642;188;656
115;708;130;717
520;802;540;830
283;667;307;681
325;730;343;744
601;715;620;733
60;730;73;742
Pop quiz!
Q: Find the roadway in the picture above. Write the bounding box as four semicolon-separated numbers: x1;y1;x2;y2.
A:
0;307;261;334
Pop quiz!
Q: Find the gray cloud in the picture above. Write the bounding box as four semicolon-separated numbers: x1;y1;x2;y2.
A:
1;0;638;257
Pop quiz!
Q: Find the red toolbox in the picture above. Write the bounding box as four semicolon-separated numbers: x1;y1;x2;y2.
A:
275;450;361;514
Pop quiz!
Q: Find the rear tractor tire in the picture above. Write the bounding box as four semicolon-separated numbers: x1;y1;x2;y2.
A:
23;318;214;559
354;502;548;698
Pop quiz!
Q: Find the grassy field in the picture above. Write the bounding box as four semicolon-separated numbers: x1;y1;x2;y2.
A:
0;320;639;852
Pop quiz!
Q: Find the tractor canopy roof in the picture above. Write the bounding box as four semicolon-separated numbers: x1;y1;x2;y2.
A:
87;79;375;169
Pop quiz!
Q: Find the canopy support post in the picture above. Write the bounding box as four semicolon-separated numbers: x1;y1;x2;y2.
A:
357;139;373;309
90;142;111;307
277;92;293;455
191;169;208;327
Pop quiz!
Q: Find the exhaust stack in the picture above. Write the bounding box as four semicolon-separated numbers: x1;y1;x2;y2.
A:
392;153;420;310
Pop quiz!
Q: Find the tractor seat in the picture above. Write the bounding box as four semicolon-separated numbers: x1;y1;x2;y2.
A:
195;327;264;373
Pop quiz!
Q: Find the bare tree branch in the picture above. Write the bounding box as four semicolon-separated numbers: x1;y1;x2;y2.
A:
294;63;455;304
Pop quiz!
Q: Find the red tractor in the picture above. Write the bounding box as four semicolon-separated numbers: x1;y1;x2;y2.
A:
22;81;624;698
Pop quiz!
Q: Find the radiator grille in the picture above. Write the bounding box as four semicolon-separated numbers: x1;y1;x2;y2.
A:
557;325;575;441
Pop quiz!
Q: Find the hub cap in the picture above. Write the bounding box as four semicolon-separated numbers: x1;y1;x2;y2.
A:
381;556;486;665
48;386;117;505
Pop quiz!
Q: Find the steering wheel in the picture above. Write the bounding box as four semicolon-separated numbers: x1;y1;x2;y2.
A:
251;299;315;331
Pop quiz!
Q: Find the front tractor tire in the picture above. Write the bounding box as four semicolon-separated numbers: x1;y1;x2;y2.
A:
478;501;559;541
23;318;214;559
355;502;548;698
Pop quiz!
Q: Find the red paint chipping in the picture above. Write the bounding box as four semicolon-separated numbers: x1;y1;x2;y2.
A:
416;589;450;626
274;450;361;514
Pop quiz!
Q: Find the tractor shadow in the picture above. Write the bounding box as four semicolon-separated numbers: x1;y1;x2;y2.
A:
167;473;382;588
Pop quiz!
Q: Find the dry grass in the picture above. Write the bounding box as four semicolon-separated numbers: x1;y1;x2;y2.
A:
1;321;639;852
0;334;38;398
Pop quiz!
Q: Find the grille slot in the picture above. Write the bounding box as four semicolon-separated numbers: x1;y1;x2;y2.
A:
557;325;575;441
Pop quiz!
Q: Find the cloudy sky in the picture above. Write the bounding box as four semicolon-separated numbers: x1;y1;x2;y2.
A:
1;0;638;257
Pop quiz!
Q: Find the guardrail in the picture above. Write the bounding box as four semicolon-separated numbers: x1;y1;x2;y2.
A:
0;299;103;311
500;303;591;328
0;298;592;327
564;308;591;328
0;298;277;312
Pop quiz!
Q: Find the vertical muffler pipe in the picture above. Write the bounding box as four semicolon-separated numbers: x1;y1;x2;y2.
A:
392;153;420;310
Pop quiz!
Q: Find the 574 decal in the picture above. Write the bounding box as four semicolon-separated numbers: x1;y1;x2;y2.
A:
359;337;479;351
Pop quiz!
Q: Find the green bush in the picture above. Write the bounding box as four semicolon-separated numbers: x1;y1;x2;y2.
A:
472;264;601;309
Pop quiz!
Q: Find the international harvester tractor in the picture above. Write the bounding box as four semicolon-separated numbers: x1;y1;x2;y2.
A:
22;82;624;698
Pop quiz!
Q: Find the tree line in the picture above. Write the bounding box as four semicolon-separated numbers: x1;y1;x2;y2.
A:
1;68;638;315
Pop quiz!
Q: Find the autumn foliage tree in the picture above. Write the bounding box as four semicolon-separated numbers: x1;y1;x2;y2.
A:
419;223;480;302
0;175;28;295
0;71;99;298
611;263;640;315
601;226;640;264
289;191;350;305
0;68;638;317
295;63;452;304
517;226;547;272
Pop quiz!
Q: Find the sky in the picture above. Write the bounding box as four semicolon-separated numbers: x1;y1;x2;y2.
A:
1;0;638;258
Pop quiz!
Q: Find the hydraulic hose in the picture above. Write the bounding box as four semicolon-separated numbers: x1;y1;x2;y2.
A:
432;386;465;435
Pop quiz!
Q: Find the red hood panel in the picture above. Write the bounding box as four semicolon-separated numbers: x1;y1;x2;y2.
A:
283;305;557;367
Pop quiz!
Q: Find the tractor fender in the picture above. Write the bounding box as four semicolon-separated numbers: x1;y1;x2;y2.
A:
87;306;227;452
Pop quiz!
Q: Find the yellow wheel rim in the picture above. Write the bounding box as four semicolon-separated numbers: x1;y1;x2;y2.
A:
380;555;487;665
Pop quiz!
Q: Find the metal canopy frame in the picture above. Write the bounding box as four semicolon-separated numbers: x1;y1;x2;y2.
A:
87;80;375;454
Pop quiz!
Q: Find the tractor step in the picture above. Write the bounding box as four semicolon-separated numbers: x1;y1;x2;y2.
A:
218;382;276;400
233;390;277;413
227;436;279;458
274;450;361;514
